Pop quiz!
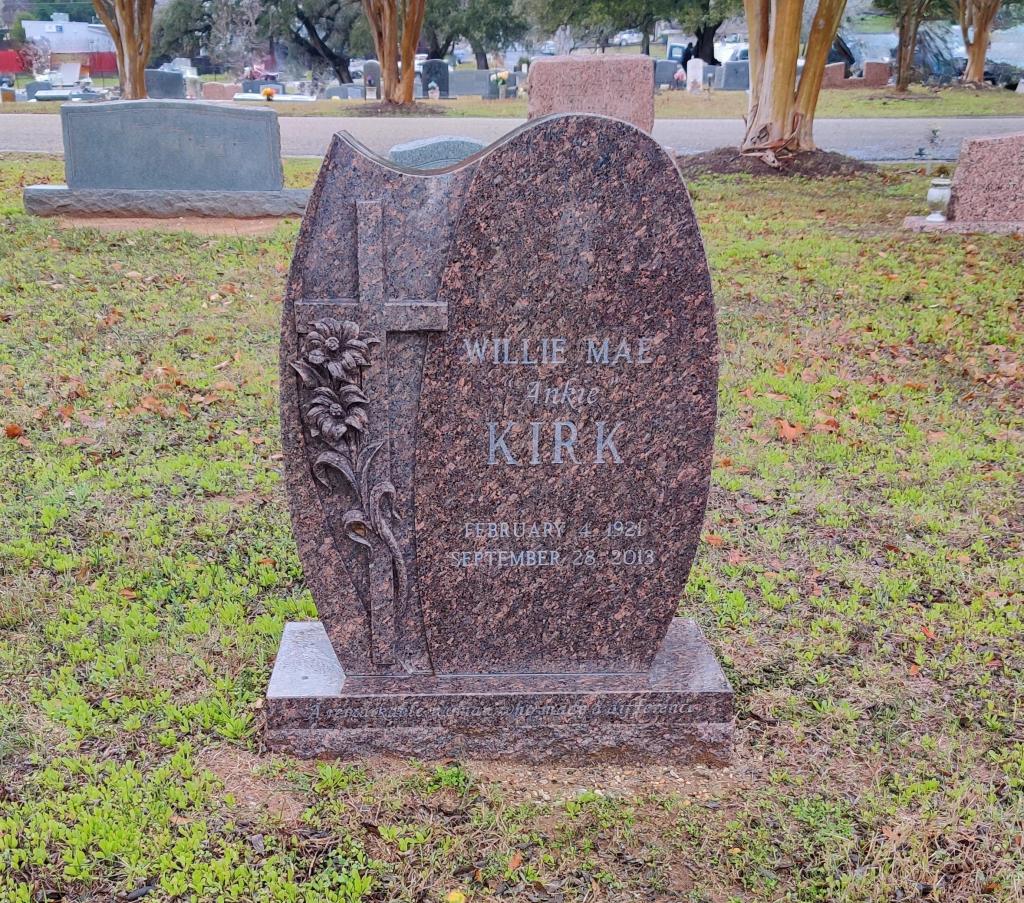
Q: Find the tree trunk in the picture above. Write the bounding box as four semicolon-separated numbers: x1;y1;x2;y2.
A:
425;28;455;61
741;0;803;152
93;0;154;99
694;22;722;65
397;0;424;103
793;0;846;149
741;0;847;154
292;9;352;84
959;0;1000;84
895;10;920;92
362;0;424;103
472;43;488;69
641;26;651;57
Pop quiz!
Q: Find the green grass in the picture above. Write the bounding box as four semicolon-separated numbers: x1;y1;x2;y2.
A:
1;154;1022;901
848;13;897;33
7;83;1024;118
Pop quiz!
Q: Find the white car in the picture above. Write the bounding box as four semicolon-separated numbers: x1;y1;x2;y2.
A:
612;31;643;47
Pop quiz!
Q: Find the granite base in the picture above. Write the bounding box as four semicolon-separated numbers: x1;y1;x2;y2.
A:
903;215;1024;235
265;618;734;764
24;185;309;218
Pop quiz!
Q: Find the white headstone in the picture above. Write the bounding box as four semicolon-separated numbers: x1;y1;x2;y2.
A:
686;59;704;94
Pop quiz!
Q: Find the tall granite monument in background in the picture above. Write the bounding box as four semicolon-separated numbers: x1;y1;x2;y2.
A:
267;114;733;763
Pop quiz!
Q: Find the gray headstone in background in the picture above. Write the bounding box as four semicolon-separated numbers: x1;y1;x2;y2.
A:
23;99;309;218
25;80;52;100
144;69;186;99
450;69;493;98
388;135;485;169
487;71;519;99
242;79;284;94
421;59;449;98
654;59;677;86
716;60;749;91
327;84;367;100
363;60;381;88
60;100;283;190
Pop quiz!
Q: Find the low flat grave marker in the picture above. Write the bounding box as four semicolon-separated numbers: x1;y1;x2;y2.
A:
269;114;733;763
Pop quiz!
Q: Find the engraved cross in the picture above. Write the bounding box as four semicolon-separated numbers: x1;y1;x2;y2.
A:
294;199;448;667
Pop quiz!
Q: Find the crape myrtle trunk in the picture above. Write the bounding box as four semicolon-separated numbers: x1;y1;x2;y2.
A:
740;0;846;155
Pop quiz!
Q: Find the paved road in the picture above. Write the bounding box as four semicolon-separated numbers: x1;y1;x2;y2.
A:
2;113;1022;160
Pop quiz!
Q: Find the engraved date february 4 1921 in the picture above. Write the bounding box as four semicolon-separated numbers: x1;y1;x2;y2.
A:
449;520;655;569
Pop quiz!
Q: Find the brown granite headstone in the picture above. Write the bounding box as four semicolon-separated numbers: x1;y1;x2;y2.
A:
904;132;1024;235
268;114;733;763
526;56;655;133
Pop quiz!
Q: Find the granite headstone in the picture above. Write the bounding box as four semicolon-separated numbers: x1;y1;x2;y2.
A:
389;135;485;169
241;78;285;94
450;68;493;97
527;56;655;133
268;114;733;763
25;80;52;100
144;68;186;99
202;81;242;100
716;60;749;90
23;100;308;217
654;59;677;87
421;59;450;98
363;60;381;97
905;132;1024;234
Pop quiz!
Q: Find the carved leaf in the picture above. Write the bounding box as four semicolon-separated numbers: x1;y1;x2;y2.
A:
290;359;322;388
368;479;407;606
341;508;372;548
312;450;357;493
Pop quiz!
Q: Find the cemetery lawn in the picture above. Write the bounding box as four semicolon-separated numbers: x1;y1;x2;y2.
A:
8;85;1024;119
1;153;1022;902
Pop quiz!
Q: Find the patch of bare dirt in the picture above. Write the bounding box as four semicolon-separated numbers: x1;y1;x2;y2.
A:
676;147;875;178
197;745;307;823
57;215;293;235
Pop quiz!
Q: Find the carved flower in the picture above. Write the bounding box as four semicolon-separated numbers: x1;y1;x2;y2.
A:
303;384;369;445
302;319;375;380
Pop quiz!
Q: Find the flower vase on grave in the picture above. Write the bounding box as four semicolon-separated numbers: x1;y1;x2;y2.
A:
926;178;952;223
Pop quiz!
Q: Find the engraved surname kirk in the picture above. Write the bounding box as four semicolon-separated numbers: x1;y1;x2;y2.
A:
464;333;655;467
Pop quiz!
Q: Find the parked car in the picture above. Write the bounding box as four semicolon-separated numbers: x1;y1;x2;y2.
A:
612;30;643;47
540;40;557;55
719;43;749;63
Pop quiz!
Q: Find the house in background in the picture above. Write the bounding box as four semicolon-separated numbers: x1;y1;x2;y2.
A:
22;12;117;77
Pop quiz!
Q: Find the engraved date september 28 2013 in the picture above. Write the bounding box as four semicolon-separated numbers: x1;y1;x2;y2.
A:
449;520;655;569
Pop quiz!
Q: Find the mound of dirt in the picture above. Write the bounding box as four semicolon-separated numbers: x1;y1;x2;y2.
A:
676;147;875;178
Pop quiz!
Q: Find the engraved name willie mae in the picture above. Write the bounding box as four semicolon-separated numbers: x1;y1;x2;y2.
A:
463;335;656;467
